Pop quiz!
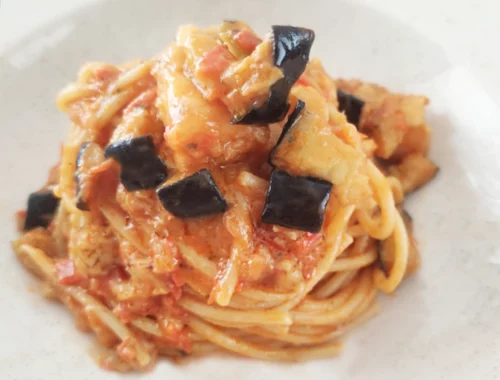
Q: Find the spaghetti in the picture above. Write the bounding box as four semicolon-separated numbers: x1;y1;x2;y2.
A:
13;21;437;371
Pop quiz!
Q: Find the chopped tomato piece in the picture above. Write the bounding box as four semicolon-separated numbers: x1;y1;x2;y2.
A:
296;75;310;87
105;265;130;282
293;232;322;253
197;45;235;78
56;259;83;285
123;89;156;113
16;210;27;219
94;66;120;82
170;271;185;288
115;297;163;323
161;294;186;318
256;228;287;253
89;265;128;300
234;30;262;54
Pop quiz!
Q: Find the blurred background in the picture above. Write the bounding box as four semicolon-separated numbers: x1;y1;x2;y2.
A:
1;0;499;105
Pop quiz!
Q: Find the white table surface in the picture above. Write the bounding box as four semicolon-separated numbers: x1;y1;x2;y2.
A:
1;0;499;106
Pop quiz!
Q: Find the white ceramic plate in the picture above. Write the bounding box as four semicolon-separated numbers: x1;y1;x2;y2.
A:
1;1;500;379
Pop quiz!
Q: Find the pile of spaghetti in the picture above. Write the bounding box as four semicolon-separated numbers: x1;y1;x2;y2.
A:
13;21;438;371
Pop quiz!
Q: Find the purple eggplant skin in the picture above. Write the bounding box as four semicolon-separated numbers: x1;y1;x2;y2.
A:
261;170;332;233
233;26;315;125
24;191;60;231
105;136;155;165
104;135;168;191
268;99;306;166
232;80;291;125
157;169;228;219
337;89;365;128
271;26;315;84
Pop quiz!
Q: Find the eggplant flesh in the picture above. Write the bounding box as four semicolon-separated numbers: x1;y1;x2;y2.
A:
24;191;60;231
269;99;305;165
270;104;365;186
261;170;332;233
75;142;105;210
104;135;168;191
157;169;228;219
234;26;315;125
337;89;365;128
232;80;290;125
